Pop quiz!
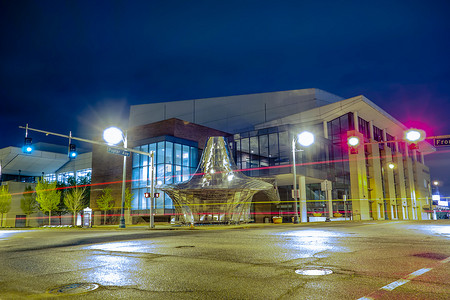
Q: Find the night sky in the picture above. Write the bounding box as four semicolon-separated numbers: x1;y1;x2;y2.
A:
1;1;450;194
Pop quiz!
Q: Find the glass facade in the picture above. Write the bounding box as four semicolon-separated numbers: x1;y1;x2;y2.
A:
232;126;290;177
131;136;198;214
326;113;354;214
44;168;91;184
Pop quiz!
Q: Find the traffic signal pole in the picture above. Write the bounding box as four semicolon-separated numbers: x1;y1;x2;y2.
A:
19;125;156;229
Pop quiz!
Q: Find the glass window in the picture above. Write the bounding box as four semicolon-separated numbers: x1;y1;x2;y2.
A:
157;142;165;164
139;166;148;187
164;192;173;209
132;150;140;168
241;138;249;155
165;164;173;184
268;133;279;164
175;165;182;183
174;143;182;165
44;174;56;182
132;168;140;188
165;142;173;164
259;135;268;158
190;147;198;167
76;168;91;180
157;165;165;184
183;166;190;181
278;131;289;164
250;136;259;168
182;145;190;166
131;138;199;213
149;143;156;156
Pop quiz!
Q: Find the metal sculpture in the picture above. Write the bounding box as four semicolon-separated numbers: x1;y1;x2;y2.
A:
159;137;277;224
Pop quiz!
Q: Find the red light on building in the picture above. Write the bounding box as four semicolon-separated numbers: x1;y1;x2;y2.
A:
347;136;360;154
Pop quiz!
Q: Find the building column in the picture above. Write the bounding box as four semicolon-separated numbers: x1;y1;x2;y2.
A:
382;131;397;220
298;175;307;222
366;131;384;219
394;140;408;220
347;130;370;220
403;151;417;220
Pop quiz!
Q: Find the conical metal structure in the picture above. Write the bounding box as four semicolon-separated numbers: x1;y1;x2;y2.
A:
159;136;276;224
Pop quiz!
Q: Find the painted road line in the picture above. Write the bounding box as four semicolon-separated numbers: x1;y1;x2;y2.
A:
358;257;449;299
404;268;432;279
440;256;450;264
380;279;410;291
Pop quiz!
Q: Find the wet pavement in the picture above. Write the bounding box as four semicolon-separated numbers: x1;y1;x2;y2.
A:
0;220;449;299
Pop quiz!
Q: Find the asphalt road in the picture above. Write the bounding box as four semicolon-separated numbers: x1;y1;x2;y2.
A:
0;220;449;299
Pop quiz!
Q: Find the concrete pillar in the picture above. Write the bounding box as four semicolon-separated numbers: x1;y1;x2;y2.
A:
393;141;408;220
381;136;397;220
299;175;307;222
327;188;333;218
366;139;384;220
353;112;359;132
403;156;417;220
347;130;370;220
323;121;328;139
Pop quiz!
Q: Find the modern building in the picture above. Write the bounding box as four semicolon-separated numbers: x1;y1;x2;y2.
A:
91;88;435;223
0;143;92;227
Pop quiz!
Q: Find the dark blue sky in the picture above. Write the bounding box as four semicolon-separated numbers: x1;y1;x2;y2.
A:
1;0;450;192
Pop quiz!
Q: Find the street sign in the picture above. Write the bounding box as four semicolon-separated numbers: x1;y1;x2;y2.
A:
434;138;450;147
107;147;131;156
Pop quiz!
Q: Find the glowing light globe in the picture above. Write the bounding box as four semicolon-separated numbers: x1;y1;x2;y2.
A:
103;127;124;145
405;129;423;142
297;131;315;147
347;136;360;147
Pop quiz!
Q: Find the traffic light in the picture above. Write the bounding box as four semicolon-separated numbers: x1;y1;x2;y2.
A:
68;143;77;158
404;129;425;150
22;137;34;154
144;192;150;198
347;136;361;154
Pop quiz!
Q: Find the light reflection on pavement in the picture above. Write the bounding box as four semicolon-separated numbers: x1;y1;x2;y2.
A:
84;241;158;253
82;241;161;285
406;225;450;238
276;229;350;257
0;230;31;239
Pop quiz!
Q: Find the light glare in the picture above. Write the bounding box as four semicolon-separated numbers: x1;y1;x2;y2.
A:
103;127;123;145
347;136;360;147
405;129;423;142
298;131;314;147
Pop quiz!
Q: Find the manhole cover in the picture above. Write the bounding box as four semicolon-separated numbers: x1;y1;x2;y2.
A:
175;245;195;248
48;283;99;295
295;268;333;276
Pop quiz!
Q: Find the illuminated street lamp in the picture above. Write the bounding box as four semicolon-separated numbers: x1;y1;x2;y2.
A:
347;136;361;154
388;162;395;170
292;131;315;223
404;129;425;150
103;127;128;229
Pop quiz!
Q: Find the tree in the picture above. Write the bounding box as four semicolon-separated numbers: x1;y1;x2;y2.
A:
0;185;12;227
97;188;114;225
77;173;91;208
35;179;61;226
20;185;38;227
125;188;134;209
64;187;86;226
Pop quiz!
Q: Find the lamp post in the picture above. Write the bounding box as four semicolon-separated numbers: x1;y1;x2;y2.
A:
292;131;315;224
103;127;128;229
